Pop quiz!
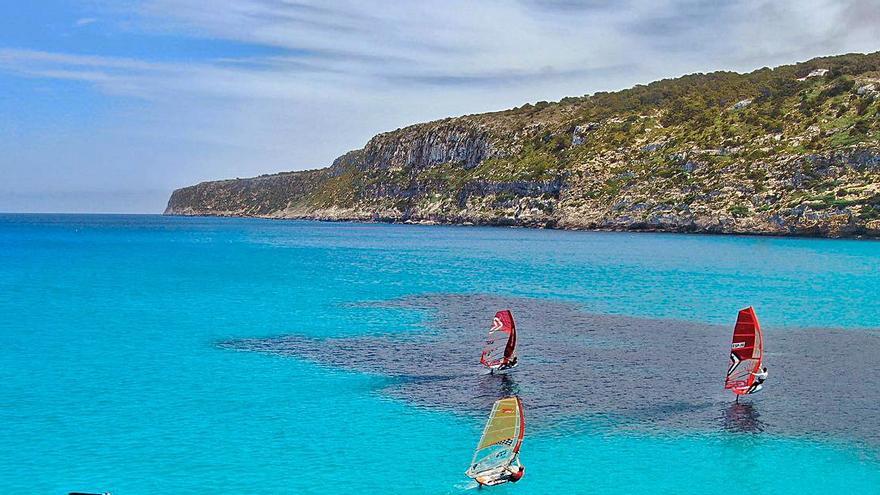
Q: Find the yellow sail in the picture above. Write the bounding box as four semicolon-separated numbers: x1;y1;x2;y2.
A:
466;396;525;478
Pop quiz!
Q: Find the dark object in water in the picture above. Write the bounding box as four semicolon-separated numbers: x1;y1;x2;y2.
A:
69;492;110;495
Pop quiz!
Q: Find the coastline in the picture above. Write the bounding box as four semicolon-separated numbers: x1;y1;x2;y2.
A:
161;53;880;244
162;210;880;240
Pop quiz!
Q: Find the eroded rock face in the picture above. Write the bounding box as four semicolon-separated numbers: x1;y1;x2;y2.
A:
572;122;600;146
362;120;495;171
165;145;880;238
857;84;877;96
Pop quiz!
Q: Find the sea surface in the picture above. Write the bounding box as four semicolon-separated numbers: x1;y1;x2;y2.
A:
1;214;878;494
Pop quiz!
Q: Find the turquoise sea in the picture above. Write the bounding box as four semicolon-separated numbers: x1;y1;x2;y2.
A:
1;214;879;494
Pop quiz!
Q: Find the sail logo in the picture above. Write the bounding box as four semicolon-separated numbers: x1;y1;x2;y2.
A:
731;342;746;349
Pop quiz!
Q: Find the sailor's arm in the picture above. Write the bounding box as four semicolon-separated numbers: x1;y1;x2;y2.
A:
506;454;521;472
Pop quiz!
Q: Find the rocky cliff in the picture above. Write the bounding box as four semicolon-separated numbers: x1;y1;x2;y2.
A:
166;52;880;237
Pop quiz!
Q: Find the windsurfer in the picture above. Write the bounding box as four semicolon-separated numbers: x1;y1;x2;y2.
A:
506;456;525;483
481;310;518;373
746;367;768;394
476;455;525;486
497;356;518;371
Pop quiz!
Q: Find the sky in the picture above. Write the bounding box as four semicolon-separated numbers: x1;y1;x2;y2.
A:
1;1;878;213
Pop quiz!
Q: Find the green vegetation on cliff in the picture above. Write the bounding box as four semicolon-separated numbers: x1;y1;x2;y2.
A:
167;52;880;237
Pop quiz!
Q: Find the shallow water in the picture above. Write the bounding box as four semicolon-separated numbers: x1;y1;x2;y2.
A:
1;215;879;494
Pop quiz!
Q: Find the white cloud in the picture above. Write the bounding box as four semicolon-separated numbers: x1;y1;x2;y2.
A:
9;1;880;104
1;0;878;212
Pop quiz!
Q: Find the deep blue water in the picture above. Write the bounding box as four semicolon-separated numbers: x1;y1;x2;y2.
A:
1;214;878;494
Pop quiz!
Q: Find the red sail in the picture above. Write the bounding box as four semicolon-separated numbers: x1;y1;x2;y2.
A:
513;395;525;455
480;310;517;369
724;307;764;394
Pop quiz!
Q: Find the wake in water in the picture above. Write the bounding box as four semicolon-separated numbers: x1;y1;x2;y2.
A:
454;480;481;491
221;293;880;446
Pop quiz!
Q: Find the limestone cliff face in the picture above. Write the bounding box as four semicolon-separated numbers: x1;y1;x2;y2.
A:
166;52;880;238
555;147;880;237
362;120;497;171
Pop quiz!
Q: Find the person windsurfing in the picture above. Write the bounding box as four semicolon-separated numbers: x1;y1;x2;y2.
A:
724;307;765;401
476;454;524;486
745;367;768;394
498;354;518;372
480;310;518;373
466;397;525;487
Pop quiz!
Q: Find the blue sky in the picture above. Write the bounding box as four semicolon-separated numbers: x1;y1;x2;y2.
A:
1;0;878;213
